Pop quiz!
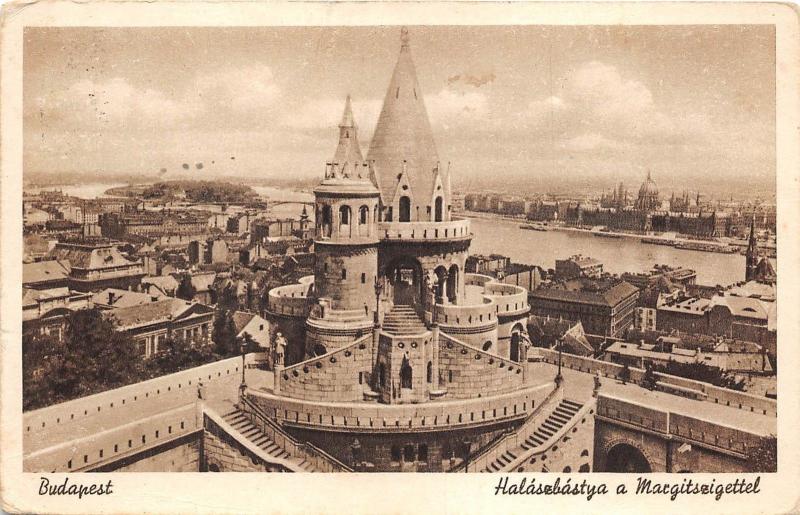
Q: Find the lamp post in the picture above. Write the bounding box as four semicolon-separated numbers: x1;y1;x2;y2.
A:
373;276;384;326
239;338;247;396
555;338;563;385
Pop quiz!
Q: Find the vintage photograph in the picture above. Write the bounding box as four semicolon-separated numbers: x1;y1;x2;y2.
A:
19;23;777;476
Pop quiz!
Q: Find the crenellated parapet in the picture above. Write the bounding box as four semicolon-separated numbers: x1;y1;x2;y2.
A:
267;278;314;318
378;217;471;243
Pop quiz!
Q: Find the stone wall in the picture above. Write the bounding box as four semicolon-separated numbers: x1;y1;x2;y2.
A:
438;334;524;399
508;406;595;474
25;403;201;472
593;395;758;472
314;244;378;311
202;419;291;472
24;356;254;453
279;335;373;402
535;348;777;416
99;434;200;472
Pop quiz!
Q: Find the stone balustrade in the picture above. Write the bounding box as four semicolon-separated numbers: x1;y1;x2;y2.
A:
248;382;553;433
377;217;471;242
482;282;529;317
534;348;777;416
24;355;254;452
268;281;313;317
24;403;200;472
596;395;762;457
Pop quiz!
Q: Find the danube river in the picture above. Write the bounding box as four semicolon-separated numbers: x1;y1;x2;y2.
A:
468;218;747;287
29;182;754;286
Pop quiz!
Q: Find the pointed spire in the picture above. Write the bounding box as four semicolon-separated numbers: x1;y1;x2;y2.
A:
330;95;364;176
367;27;441;206
340;94;356;129
400;26;410;51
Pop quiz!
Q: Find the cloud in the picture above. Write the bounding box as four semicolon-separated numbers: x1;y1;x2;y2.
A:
34;77;198;129
425;88;489;128
525;61;712;147
281;97;382;136
560;133;630;152
193;64;281;114
31;64;283;131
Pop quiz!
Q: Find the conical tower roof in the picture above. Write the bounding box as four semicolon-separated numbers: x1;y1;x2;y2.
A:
331;94;364;170
367;28;443;206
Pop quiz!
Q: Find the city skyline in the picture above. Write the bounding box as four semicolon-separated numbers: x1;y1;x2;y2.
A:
24;25;775;196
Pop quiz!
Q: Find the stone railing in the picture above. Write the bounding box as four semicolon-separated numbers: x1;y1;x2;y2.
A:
24;355;256;452
24;403;201;473
377;218;471;242
502;398;596;473
482;282;529;317
452;383;563;472
596;395;762;458
534;348;777;417
267;281;314;317
278;334;373;402
247;382;552;433
239;394;353;472
202;406;300;472
428;274;529;326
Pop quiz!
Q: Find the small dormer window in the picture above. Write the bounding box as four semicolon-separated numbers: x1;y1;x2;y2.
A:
402;185;408;190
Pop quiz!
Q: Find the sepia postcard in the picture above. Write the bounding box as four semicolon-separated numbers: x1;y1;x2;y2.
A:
1;1;798;514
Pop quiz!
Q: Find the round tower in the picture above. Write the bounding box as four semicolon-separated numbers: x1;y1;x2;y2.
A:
306;96;380;357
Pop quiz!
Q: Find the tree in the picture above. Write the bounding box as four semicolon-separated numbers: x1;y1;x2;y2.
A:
748;435;777;472
212;308;237;356
176;274;196;301
23;309;140;410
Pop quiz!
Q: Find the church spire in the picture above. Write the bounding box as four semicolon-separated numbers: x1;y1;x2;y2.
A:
745;214;759;282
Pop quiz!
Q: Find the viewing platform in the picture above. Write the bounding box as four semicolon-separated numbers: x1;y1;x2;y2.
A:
267;277;314;317
377;218;471;242
428;274;529;328
246;381;554;433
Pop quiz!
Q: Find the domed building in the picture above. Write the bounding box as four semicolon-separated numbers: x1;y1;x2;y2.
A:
253;29;559;472
635;170;660;212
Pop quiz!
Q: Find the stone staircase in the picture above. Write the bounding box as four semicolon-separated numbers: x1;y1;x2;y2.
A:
382;305;428;335
222;409;317;471
483;399;583;472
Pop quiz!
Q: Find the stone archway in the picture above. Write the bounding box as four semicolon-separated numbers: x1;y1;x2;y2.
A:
510;323;525;362
433;266;448;302
386;258;423;306
446;265;458;303
605;443;652;473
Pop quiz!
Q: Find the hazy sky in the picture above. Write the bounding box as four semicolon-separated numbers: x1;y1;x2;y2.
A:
24;26;775;195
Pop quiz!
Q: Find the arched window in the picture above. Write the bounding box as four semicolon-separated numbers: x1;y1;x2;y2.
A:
426;361;433;383
399;196;411;222
359;205;369;224
320;205;332;237
434;196;443;222
339;205;351;225
482;341;492;351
